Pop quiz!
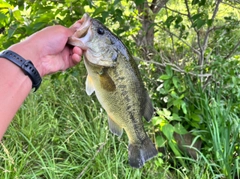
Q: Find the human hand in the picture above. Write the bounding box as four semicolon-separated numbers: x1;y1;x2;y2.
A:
9;21;83;77
0;21;84;139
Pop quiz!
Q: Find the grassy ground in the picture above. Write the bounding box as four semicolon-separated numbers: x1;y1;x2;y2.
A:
0;65;162;178
0;64;239;178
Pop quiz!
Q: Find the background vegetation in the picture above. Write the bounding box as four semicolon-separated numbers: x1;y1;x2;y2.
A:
0;0;239;178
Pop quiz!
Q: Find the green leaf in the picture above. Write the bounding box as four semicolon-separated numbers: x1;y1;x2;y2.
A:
13;10;23;22
172;76;179;89
169;141;182;157
92;7;106;17
173;99;183;109
170;90;178;98
172;113;182;121
160;74;171;80
175;15;183;25
114;0;121;5
8;24;18;38
31;22;46;32
162;123;174;140
166;65;173;76
192;0;199;5
156;135;165;147
181;102;187;114
164;15;176;28
0;2;12;8
232;76;237;85
134;0;145;6
174;123;188;134
195;19;206;29
192;0;205;6
152;116;161;126
191;113;201;122
65;0;78;4
199;0;206;6
191;13;203;21
163;80;171;91
190;121;200;128
162;108;171;117
0;12;7;21
157;108;173;121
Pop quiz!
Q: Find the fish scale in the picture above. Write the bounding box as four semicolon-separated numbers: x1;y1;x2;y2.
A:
68;13;158;168
103;60;146;143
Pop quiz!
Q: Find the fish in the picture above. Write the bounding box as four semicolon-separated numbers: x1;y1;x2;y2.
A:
68;13;158;168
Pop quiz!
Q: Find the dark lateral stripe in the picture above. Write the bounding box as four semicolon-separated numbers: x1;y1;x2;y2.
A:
128;112;146;141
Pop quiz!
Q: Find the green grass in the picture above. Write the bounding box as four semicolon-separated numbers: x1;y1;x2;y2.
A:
0;64;239;178
199;96;240;179
0;65;162;178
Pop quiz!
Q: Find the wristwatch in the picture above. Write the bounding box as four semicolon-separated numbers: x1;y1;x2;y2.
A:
0;50;42;91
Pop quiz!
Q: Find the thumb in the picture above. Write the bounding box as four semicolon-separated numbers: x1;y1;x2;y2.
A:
69;20;83;32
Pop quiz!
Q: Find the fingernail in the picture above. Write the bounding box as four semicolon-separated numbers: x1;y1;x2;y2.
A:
71;20;82;29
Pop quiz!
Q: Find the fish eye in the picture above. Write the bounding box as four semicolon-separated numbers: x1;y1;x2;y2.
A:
97;27;105;35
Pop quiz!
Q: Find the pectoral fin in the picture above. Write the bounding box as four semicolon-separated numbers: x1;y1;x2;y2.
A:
143;92;154;122
108;116;123;137
86;75;95;96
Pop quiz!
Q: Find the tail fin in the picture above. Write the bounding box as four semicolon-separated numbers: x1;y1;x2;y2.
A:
128;137;158;168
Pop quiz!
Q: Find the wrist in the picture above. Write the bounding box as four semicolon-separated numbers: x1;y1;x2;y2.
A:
0;50;42;91
8;40;44;77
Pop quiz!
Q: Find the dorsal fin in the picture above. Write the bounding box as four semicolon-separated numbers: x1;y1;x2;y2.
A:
142;91;154;122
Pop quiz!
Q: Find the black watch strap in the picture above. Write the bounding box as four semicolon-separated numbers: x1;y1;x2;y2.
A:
0;50;42;91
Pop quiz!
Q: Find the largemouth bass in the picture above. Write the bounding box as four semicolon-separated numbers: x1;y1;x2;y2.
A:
68;14;158;168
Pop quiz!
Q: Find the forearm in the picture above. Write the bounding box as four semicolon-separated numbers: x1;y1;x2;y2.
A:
0;43;38;140
0;24;82;140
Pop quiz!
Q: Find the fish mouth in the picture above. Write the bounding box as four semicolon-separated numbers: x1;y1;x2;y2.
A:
68;13;92;50
68;14;117;67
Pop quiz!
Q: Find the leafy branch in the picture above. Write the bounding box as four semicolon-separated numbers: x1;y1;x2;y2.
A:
183;0;222;82
222;1;240;10
164;5;188;16
134;56;212;78
224;39;240;60
156;23;200;56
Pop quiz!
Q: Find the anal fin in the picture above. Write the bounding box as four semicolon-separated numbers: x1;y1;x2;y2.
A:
108;116;123;137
